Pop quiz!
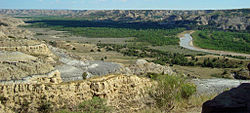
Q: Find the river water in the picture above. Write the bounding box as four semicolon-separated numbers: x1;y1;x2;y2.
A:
179;34;250;58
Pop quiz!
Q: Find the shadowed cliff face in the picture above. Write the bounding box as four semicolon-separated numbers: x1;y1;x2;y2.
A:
1;9;250;30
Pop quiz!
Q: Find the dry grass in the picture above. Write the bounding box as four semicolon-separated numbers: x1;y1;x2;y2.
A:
54;41;137;66
172;65;225;79
172;94;216;113
137;94;216;113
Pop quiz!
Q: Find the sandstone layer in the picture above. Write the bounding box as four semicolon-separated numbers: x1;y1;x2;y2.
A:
0;75;153;113
0;14;59;84
128;59;174;76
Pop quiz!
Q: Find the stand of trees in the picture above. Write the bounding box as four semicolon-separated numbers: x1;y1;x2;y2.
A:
26;19;185;46
192;30;250;54
97;43;244;68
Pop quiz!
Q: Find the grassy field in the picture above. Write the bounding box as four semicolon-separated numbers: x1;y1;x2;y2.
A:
51;41;138;66
150;45;205;56
173;65;226;79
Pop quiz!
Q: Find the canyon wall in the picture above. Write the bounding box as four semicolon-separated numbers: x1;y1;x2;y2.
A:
0;75;154;113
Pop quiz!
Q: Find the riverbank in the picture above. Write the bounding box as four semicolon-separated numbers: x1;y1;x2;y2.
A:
180;33;250;59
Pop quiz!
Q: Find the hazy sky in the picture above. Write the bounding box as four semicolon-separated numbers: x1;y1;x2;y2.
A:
0;0;249;10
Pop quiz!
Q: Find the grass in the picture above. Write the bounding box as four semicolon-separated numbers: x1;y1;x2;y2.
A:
52;41;137;66
172;65;225;79
55;97;112;113
137;93;217;113
150;45;205;56
172;94;217;113
149;74;196;112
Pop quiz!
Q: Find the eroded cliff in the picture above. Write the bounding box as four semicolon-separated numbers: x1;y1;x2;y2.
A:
0;75;154;113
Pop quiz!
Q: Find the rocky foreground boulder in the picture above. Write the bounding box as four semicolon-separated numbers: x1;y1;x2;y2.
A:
202;83;250;113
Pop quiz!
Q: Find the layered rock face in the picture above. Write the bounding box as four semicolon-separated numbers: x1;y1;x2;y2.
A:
0;15;54;57
0;51;54;81
202;83;250;113
0;15;59;84
0;75;153;113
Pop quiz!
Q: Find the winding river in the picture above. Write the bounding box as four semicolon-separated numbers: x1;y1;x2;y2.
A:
179;33;250;94
179;34;250;59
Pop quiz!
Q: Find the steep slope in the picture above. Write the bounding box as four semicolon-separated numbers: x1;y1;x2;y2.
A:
0;75;154;113
0;15;59;83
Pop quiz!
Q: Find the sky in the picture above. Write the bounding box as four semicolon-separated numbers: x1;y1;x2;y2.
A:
0;0;249;10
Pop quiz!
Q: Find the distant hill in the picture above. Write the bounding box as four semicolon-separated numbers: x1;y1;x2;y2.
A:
0;9;249;30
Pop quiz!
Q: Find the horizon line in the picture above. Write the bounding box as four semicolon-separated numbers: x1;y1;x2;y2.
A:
0;8;249;11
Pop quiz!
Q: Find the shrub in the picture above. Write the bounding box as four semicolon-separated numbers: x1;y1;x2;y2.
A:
82;72;88;79
150;74;196;112
0;96;8;105
77;97;112;113
181;84;196;99
38;101;53;113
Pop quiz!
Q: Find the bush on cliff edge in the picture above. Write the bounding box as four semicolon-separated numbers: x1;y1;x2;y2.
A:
150;74;196;112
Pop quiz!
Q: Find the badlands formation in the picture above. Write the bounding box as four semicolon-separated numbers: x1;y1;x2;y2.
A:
0;15;171;112
0;15;249;113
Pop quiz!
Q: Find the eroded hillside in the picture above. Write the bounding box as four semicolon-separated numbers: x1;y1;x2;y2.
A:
1;9;250;30
0;15;170;113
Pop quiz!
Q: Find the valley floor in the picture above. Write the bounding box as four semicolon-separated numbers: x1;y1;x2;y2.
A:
180;33;250;59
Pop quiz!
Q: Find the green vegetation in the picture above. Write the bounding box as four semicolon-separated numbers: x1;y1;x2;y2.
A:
77;97;112;113
56;27;183;46
97;43;245;68
0;96;8;105
38;101;53;113
150;45;205;56
149;74;196;112
25;19;185;46
56;97;112;113
192;30;250;54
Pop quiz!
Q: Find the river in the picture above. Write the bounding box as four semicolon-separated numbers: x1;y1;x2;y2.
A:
179;34;250;58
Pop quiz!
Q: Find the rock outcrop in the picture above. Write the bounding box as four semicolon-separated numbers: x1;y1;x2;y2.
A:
0;75;154;113
0;15;60;85
0;15;25;26
128;59;174;76
0;51;55;81
202;83;250;113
